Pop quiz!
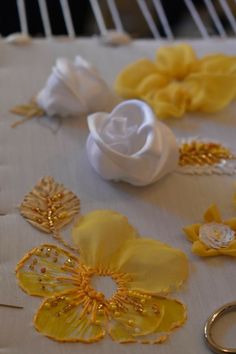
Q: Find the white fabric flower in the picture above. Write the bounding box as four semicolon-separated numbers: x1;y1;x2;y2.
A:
199;222;235;249
86;100;179;186
37;56;119;117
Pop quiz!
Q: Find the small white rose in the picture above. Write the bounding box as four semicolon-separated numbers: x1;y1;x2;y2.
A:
199;222;235;249
37;56;119;117
86;100;179;186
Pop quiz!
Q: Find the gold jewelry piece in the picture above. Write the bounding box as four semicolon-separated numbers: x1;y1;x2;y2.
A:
204;301;236;354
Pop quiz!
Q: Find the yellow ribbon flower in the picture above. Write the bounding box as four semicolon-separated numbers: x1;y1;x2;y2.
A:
115;44;236;118
16;210;188;344
183;204;236;257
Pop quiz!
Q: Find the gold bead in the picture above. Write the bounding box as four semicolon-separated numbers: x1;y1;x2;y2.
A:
114;311;120;317
128;319;134;326
140;298;146;304
44;302;51;309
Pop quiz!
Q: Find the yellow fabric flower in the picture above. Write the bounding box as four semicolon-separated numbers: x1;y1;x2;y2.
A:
16;210;188;344
115;44;236;118
183;204;236;257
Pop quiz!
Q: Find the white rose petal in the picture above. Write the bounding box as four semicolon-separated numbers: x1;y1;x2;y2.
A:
199;222;235;249
86;99;179;186
37;56;119;117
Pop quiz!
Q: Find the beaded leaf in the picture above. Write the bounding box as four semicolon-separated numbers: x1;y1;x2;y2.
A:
10;99;45;128
177;139;236;175
19;176;80;234
179;141;235;167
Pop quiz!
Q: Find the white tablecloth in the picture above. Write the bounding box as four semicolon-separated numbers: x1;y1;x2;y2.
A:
1;37;236;354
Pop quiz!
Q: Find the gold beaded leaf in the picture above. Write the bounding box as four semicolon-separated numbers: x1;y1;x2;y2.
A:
10;99;45;128
20;177;80;234
179;141;235;167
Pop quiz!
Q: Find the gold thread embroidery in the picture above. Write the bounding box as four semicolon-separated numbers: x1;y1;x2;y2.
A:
16;243;187;343
16;184;188;344
19;177;80;252
179;141;235;167
10;99;45;128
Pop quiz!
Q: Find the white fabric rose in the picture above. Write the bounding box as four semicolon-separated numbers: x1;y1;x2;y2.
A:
86;100;179;186
37;56;119;117
199;222;235;249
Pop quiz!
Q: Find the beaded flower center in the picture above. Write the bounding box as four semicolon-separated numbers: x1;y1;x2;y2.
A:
66;265;152;320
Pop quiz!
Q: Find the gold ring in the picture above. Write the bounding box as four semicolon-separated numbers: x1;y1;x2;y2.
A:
204;301;236;354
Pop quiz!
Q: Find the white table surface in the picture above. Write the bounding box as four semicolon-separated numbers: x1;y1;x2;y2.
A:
1;37;236;354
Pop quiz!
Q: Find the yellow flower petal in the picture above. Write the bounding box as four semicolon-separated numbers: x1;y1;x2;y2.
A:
155;297;187;333
192;240;219;257
72;210;138;268
16;244;79;297
108;296;186;343
34;293;106;342
145;81;190;118
204;204;222;223
155;44;197;80
198;55;236;74
115;239;188;294
108;321;136;343
224;218;236;231
192;239;236;257
219;241;236;256
137;73;168;95
108;294;165;343
183;224;201;242
187;73;236;112
114;59;158;99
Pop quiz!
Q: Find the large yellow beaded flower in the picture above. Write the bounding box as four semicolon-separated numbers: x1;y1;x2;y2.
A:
16;210;188;344
183;204;236;257
115;44;236;118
